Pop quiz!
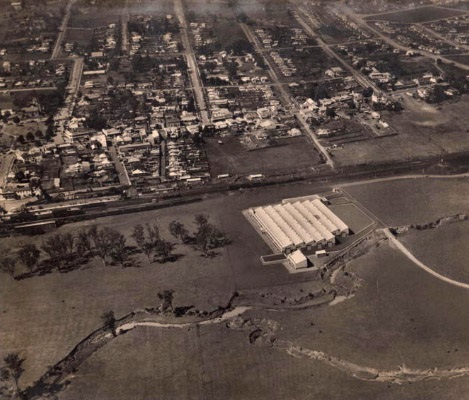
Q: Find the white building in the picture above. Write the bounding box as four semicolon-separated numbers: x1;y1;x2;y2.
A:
288;249;308;270
249;198;349;253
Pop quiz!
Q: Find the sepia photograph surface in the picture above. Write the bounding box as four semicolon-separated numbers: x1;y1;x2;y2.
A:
1;0;469;399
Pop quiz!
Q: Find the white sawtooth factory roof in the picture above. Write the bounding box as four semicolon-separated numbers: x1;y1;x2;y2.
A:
250;198;349;252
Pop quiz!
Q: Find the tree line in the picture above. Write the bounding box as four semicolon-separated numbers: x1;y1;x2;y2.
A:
0;214;229;279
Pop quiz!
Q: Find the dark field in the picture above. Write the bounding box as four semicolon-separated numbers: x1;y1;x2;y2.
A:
64;28;94;46
205;135;322;177
365;6;468;24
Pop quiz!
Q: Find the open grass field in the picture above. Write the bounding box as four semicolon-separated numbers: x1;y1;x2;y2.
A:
344;177;469;226
445;54;469;66
64;28;94;46
3;178;469;399
69;6;122;28
400;222;469;284
0;182;334;387
184;0;236;18
205;135;322;177
59;242;469;400
365;6;468;23
329;203;375;234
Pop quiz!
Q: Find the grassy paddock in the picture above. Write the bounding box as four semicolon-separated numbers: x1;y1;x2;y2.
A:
401;222;469;284
205;135;322;177
344;177;469;226
60;242;469;400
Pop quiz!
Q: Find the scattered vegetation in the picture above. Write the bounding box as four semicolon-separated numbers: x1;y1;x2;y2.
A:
0;353;25;399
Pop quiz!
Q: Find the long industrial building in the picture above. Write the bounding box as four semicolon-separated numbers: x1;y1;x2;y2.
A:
248;197;349;254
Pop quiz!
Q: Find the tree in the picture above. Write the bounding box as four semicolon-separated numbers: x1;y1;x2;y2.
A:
131;224;145;248
157;290;174;313
0;257;16;277
16;135;25;144
76;229;93;257
132;224;154;260
17;243;40;271
42;233;75;261
3;353;25;398
169;220;189;243
109;231;127;264
92;227;116;266
101;311;117;337
26;132;35;142
154;239;174;262
85;109;107;130
194;214;229;256
145;222;160;247
362;87;373;98
35;129;43;138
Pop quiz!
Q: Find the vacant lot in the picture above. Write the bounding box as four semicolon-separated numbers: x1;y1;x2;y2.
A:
205;135;322;177
365;6;468;23
401;222;469;284
64;28;94;46
344;177;469;226
69;6;122;28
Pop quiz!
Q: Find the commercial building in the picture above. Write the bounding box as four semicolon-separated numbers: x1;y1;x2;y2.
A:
248;197;349;255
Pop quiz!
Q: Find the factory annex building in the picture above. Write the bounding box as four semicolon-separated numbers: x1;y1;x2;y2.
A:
248;196;349;258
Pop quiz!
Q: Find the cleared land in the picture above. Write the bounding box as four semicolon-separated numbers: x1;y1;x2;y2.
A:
400;222;469;284
344;177;469;226
205;135;322;177
0;182;333;386
329;203;374;234
60;242;469;400
2;179;469;399
365;6;468;23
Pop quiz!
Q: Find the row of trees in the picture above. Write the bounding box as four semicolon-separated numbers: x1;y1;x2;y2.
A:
0;214;229;278
0;225;128;278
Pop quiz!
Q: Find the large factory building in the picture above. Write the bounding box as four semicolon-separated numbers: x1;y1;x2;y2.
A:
248;197;349;258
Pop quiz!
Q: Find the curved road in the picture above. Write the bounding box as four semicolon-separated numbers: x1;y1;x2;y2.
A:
383;228;469;290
